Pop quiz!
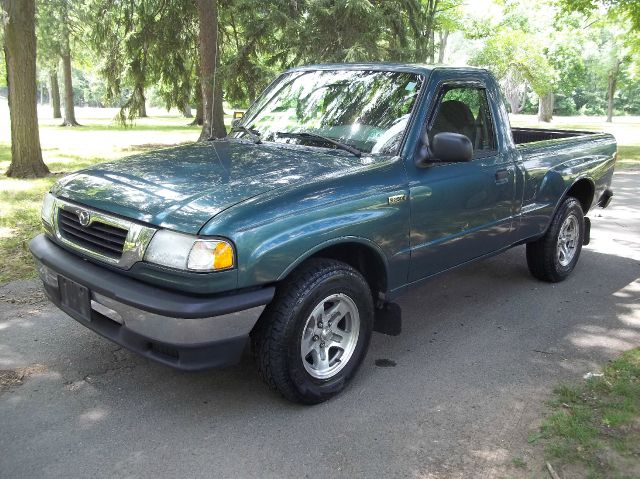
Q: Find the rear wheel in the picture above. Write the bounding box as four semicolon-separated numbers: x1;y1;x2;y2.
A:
526;197;584;282
251;259;373;404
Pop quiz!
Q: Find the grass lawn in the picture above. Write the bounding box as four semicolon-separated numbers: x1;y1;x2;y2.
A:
531;348;640;478
0;101;202;284
1;101;639;285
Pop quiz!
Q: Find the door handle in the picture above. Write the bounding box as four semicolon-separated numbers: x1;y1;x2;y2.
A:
495;169;509;183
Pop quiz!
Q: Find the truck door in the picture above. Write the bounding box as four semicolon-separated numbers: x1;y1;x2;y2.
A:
408;81;517;281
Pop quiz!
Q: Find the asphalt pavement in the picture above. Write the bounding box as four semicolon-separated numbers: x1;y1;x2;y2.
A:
1;168;638;478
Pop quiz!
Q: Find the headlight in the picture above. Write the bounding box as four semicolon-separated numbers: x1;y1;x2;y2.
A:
144;230;235;272
41;193;56;226
188;240;235;271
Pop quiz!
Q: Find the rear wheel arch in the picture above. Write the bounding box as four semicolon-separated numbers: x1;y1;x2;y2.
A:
563;177;595;214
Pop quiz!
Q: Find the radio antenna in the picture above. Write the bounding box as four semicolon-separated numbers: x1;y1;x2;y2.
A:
209;32;218;140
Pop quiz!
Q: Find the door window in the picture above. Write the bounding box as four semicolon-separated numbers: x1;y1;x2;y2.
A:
428;86;496;158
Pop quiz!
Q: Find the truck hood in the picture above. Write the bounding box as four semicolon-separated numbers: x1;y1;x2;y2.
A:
52;140;368;233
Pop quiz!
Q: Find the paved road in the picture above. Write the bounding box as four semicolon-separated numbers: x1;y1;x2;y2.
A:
1;169;639;479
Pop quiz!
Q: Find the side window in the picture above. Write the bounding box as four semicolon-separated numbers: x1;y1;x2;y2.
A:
428;85;496;157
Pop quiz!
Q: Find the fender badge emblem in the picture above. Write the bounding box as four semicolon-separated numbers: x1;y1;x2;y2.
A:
388;194;407;205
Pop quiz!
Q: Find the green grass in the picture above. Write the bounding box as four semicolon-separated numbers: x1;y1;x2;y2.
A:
0;101;204;284
535;348;640;478
511;456;528;469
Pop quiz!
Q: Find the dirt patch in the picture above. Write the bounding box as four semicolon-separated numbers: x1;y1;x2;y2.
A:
0;289;46;306
0;279;46;306
0;364;47;395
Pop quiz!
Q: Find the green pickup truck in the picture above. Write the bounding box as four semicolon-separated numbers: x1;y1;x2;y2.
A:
31;64;616;404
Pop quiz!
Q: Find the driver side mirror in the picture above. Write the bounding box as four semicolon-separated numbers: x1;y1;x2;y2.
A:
416;132;473;167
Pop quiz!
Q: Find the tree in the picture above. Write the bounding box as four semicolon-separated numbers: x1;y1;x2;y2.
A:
500;70;527;113
60;5;79;126
558;0;639;120
470;29;557;121
2;0;49;178
197;0;225;140
36;0;61;118
37;0;81;126
87;0;200;122
49;69;61;118
218;0;291;107
597;26;632;122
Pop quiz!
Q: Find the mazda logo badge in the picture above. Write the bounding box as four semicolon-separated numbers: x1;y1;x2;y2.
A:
77;210;91;227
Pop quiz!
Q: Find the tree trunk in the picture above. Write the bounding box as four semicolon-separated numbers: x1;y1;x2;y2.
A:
246;77;256;105
135;83;147;118
61;51;79;125
182;100;193;118
507;96;522;115
50;69;61;119
139;100;147;118
606;61;621;123
190;78;204;125
197;0;226;140
2;0;49;178
213;76;226;135
501;73;526;114
538;92;554;122
60;6;79;127
427;29;435;63
437;30;449;63
192;98;204;126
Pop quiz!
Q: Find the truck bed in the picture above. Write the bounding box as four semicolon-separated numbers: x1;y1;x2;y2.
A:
512;127;596;145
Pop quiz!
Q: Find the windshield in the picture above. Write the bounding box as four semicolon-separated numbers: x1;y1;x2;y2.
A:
236;69;424;155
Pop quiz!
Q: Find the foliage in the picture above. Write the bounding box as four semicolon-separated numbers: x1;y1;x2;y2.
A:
471;29;556;96
70;0;470;116
558;0;640;32
5;0;640;138
467;0;639;117
36;1;89;74
85;0;199;122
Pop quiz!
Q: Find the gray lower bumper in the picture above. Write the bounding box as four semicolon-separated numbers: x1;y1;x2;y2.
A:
90;292;264;346
30;234;273;370
38;261;264;370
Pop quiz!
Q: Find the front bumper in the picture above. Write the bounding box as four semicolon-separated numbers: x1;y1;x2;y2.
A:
30;234;275;370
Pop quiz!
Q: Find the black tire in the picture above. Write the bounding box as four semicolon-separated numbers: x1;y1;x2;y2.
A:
526;197;584;283
250;258;374;404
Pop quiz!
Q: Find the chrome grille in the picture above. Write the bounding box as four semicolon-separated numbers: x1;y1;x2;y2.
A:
47;197;157;269
58;208;128;259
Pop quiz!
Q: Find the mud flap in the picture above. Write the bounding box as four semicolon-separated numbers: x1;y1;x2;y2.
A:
583;217;591;246
373;302;402;336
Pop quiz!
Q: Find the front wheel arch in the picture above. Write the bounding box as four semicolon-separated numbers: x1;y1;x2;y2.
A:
278;238;390;302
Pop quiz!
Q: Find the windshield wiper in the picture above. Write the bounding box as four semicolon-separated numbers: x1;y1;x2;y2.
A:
230;125;262;144
276;131;361;157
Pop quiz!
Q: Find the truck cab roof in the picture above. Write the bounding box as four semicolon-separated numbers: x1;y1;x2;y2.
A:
286;63;490;77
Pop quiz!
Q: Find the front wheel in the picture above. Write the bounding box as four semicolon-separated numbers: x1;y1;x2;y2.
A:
526;197;584;282
251;259;373;404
